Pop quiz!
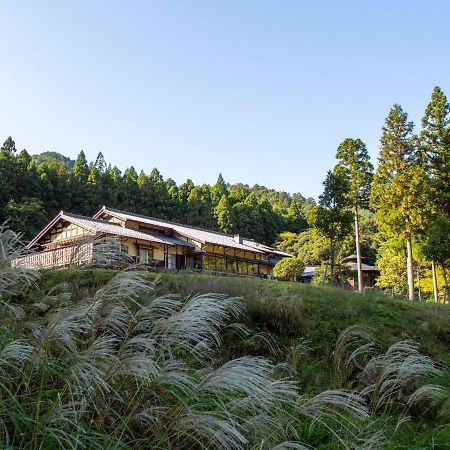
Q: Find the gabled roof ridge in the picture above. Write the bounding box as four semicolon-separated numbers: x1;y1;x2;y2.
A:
63;212;123;227
27;211;65;249
100;206;247;239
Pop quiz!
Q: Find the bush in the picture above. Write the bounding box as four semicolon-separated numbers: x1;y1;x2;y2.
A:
273;257;305;281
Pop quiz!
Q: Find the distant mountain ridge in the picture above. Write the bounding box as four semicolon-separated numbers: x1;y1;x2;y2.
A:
32;151;75;171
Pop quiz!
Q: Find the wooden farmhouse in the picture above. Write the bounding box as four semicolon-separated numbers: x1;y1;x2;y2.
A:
341;254;380;288
13;206;291;277
299;255;380;287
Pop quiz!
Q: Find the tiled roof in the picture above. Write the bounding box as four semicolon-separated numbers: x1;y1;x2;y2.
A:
63;213;193;247
342;254;366;262
346;262;379;272
241;238;292;258
27;211;193;249
95;207;270;254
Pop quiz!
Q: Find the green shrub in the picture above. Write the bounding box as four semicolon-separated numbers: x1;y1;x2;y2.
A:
273;257;305;281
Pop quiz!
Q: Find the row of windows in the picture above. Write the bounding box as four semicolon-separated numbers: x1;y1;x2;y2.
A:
202;255;260;275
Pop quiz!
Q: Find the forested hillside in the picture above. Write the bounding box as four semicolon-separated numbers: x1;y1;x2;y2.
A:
0;142;311;245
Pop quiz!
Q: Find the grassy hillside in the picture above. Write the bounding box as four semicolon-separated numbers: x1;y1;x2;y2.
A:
38;269;450;448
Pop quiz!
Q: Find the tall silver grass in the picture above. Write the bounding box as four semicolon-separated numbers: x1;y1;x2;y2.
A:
0;283;371;448
0;224;381;449
0;223;40;319
335;326;447;416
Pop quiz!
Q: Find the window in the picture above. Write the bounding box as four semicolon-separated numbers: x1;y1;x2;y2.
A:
139;247;154;263
167;254;176;269
215;257;226;272
237;261;248;274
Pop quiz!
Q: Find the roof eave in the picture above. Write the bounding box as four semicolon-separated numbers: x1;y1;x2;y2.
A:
26;211;64;249
26;211;99;249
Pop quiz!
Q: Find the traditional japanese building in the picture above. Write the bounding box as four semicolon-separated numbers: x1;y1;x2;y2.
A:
299;255;380;287
13;206;291;277
341;254;380;288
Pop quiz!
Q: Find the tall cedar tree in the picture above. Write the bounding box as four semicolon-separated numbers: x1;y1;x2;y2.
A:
421;86;450;219
214;194;235;233
421;87;450;300
287;197;307;233
371;105;429;300
211;173;228;205
336;138;373;292
315;169;353;285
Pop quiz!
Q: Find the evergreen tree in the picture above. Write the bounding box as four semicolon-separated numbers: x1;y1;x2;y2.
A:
186;185;213;227
1;136;17;154
229;183;251;203
257;198;283;244
121;167;139;211
214;194;234;233
73;150;89;182
286;197;307;233
335;138;373;291
421;86;450;218
17;149;32;168
0;138;21;220
85;165;102;213
211;173;228;205
94;151;107;172
371;105;429;300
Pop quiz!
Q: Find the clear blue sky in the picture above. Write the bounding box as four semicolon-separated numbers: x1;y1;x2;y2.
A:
1;1;449;199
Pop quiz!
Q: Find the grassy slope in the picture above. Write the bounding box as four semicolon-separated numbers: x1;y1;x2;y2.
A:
41;269;450;448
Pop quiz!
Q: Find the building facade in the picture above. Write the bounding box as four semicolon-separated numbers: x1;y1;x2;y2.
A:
13;206;291;276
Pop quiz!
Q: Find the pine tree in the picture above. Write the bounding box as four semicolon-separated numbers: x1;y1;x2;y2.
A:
336;138;373;292
371;105;429;300
1;136;17;154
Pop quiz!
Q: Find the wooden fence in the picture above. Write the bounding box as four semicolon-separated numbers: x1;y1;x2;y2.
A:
12;243;94;269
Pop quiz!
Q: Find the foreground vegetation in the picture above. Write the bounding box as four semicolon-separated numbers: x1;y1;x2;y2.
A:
2;262;448;448
0;225;448;448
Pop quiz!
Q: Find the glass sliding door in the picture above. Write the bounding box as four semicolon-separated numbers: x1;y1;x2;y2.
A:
138;247;154;264
167;254;176;269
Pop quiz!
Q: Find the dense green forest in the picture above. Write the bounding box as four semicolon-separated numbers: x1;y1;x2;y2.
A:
0;86;449;300
0;139;312;246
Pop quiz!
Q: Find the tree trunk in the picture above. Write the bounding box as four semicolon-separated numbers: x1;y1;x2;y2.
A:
406;234;415;301
431;261;439;303
323;261;328;285
443;266;449;303
417;265;422;302
354;207;363;292
329;238;334;286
